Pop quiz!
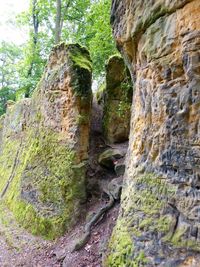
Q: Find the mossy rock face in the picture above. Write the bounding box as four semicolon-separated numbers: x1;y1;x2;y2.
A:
109;0;200;265
102;55;133;144
104;171;200;266
0;43;92;239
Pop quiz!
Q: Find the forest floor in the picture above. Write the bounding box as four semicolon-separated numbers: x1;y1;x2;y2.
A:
0;194;120;267
0;99;127;267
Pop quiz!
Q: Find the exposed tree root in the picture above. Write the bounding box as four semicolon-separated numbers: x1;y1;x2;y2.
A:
72;182;122;252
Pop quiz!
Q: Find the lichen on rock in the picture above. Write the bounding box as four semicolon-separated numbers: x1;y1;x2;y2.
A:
0;43;92;239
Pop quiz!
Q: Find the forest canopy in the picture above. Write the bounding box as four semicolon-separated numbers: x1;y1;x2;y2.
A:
0;0;117;115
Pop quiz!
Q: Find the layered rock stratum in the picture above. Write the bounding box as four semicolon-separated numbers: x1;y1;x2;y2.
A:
106;0;200;266
0;43;92;239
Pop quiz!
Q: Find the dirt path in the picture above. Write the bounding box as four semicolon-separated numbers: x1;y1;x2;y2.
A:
0;98;127;267
0;200;120;267
0;204;51;267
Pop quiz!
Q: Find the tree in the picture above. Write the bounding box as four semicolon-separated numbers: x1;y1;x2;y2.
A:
83;0;118;77
50;0;117;77
0;42;22;114
25;0;40;97
55;0;62;44
13;0;117;100
17;0;45;97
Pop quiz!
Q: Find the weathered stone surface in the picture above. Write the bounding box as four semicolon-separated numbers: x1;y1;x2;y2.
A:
106;0;200;266
96;82;106;105
114;161;125;176
103;55;132;143
98;148;125;169
0;43;92;239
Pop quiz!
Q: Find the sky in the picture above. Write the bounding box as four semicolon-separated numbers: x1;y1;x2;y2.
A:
0;0;29;45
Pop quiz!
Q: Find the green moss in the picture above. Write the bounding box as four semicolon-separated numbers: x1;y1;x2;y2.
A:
52;42;92;72
107;53;122;63
47;42;92;98
105;173;179;266
0;43;91;240
106;171;200;265
106;225;134;267
102;98;131;142
117;101;131;119
96;82;106;105
127;174;177;235
76;114;89;125
169;224;188;247
163;223;200;251
105;222;149;267
68;44;92;97
132;251;149;267
0;118;86;239
69;45;92;72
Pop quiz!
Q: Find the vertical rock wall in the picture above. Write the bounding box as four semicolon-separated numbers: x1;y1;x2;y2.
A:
107;0;200;266
103;55;132;143
0;43;92;239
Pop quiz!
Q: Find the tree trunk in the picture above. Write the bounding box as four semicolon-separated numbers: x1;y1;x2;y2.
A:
25;0;39;97
55;0;62;44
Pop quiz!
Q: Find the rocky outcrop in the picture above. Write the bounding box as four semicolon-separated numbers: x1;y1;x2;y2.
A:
103;55;132;143
0;43;92;239
106;0;200;266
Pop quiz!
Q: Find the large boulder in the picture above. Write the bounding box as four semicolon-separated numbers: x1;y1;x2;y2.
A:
98;148;126;169
106;0;200;266
102;55;132;143
0;43;92;239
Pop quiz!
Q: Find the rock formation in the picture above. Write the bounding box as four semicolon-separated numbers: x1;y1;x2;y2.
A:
106;0;200;266
103;55;132;143
0;43;92;239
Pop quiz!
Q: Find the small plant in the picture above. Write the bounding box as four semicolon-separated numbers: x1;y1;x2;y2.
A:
117;101;131;118
77;114;89;125
116;79;132;118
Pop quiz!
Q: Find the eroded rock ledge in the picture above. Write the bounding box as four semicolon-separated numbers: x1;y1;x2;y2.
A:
0;43;92;239
106;0;200;266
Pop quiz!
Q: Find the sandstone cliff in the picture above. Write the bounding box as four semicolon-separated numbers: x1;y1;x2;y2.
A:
0;43;92;239
107;0;200;266
103;55;132;143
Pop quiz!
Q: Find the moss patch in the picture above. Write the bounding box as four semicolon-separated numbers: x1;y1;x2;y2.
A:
106;225;134;267
0;123;86;239
106;171;200;266
69;44;92;72
105;173;178;266
105;221;149;267
68;45;92;97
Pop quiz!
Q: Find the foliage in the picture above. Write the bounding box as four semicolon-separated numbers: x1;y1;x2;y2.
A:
0;0;117;114
73;0;117;77
17;0;117;79
0;87;16;115
0;42;23;114
117;78;133;118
